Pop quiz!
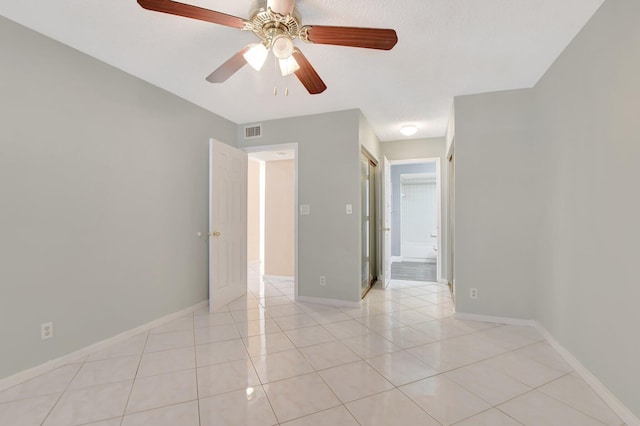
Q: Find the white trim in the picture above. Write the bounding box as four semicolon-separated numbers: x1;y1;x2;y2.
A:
533;322;640;426
454;312;535;326
258;159;266;277
262;275;294;281
295;295;360;309
0;300;208;393
452;313;640;425
391;256;402;263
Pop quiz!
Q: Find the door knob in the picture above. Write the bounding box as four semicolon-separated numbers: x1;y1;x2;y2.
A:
210;231;221;237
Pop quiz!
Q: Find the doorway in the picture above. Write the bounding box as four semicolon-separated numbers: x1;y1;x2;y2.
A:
388;159;441;283
361;149;378;297
245;144;298;299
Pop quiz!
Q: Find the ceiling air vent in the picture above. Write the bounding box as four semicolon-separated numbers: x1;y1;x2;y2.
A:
244;124;262;139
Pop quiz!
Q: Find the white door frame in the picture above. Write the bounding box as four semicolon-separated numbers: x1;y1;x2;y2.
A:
387;157;442;283
243;143;299;297
381;156;392;288
447;141;455;297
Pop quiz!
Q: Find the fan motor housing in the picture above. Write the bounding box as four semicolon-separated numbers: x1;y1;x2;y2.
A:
246;0;301;42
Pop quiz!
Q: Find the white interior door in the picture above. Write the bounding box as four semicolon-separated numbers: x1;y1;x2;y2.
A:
209;140;247;312
382;156;392;287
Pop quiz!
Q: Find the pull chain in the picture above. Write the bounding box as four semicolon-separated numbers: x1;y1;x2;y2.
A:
272;54;290;96
273;54;278;96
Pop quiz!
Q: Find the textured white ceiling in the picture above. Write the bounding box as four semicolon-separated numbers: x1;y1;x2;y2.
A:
0;0;605;141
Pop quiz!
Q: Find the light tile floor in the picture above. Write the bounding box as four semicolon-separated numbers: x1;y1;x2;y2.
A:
0;269;625;426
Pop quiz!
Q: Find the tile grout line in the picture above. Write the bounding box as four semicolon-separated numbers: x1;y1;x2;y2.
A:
238;312;281;426
38;358;86;426
449;406;526;426
118;330;151;426
192;312;202;426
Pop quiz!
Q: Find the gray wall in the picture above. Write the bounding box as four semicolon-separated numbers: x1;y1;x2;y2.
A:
0;17;236;379
451;0;640;416
534;0;640;416
390;163;436;257
238;110;363;303
453;89;539;319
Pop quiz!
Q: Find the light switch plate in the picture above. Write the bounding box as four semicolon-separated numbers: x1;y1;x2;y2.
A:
346;204;353;214
299;204;310;215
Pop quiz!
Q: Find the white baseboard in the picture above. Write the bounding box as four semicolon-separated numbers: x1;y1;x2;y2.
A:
454;312;535;326
295;295;360;309
533;322;640;426
262;275;294;282
0;300;208;393
455;313;639;424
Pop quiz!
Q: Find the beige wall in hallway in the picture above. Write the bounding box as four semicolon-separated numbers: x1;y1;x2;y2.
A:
265;160;295;277
247;159;261;264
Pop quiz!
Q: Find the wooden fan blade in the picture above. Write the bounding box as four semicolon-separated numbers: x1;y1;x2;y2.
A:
137;0;245;29
206;47;250;83
292;49;326;95
304;25;398;50
267;0;295;15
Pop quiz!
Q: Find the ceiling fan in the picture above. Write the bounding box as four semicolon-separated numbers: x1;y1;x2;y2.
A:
137;0;398;94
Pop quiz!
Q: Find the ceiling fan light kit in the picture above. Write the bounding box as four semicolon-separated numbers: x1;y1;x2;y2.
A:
137;0;398;94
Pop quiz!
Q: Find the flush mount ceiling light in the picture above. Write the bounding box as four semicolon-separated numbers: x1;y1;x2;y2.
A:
400;125;418;136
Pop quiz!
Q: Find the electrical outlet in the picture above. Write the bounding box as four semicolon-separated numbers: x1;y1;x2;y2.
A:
319;276;326;286
41;322;53;340
470;288;478;299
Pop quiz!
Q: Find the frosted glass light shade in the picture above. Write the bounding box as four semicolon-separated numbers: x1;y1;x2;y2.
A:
272;36;295;59
243;43;269;71
279;56;300;76
400;125;418;136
